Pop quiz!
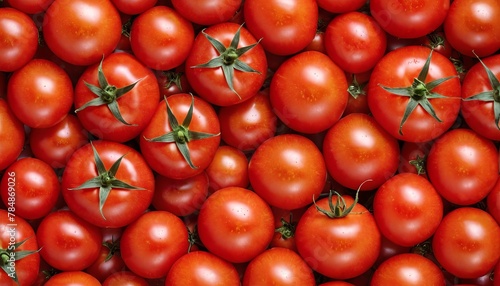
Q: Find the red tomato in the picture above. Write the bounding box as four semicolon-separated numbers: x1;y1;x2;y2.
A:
61;140;155;228
120;211;189;279
270;51;348;134
165;251;241;286
398;140;434;178
343;71;371;116
103;271;149;286
270;206;306;253
370;0;449;39
155;68;192;97
111;0;157;14
4;0;53;14
316;0;366;13
197;187;275;263
322;113;400;191
0;8;38;72
205;145;249;193
427;128;499;206
42;0;122;66
432;207;500;279
130;5;194;70
374;235;412;268
0;99;25;171
171;0;242;26
85;228;126;282
243;0;318;55
487;176;500;225
444;0;500;57
7;58;73;128
45;271;101;286
248;133;327;210
37;209;103;271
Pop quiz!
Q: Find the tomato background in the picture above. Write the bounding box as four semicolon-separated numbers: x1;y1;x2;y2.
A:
1;0;500;285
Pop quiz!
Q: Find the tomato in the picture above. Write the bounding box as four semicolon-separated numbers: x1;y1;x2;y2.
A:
420;31;454;59
374;235;412;268
243;0;318;55
45;271;101;286
42;0;122;66
270;206;306;253
487;176;500;225
130;5;194;70
120;210;189;279
155;68;192;97
111;0;157;15
317;0;366;13
248;133;327;210
103;271;149;286
242;247;315;286
85;228;126;283
432;207;500;279
61;140;155;228
444;0;500;57
270;51;348;134
171;0;242;26
218;89;277;152
370;0;449;39
295;192;381;280
0;8;38;72
205;145;249;194
4;0;53;14
0;157;60;220
185;22;267;106
322;113;400;191
37;209;102;271
426;128;499;206
74;52;160;143
165;251;241;286
344;71;371;116
398;140;434;178
367;45;462;142
7;58;73;128
371;253;446;285
0;210;40;286
373;173;443;247
197;187;274;263
324;12;387;74
0;99;25;171
140;93;221;180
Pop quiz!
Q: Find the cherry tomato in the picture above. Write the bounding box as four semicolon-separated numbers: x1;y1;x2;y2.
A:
171;0;242;26
0;99;25;171
205;145;249;194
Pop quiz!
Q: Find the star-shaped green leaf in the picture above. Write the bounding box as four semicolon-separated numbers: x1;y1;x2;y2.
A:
1;236;40;285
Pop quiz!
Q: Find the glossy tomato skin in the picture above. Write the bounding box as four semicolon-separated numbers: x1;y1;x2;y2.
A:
398;140;434;178
103;271;149;286
461;54;500;141
295;195;381;280
317;0;366;13
61;140;155;228
373;173;443;247
432;207;500;279
370;0;449;39
7;58;73;128
5;0;54;14
130;6;194;70
244;0;318;55
248;134;327;210
0;8;38;72
45;271;101;286
427;128;499;206
74;52;160;143
487;176;500;225
444;0;500;57
171;0;242;26
0;99;25;171
270;51;348;134
205;145;249;194
140;93;221;180
111;0;157;14
185;22;267;106
165;251;241;286
368;45;461;142
42;0;122;66
322;113;400;191
197;187;275;263
120;211;189;279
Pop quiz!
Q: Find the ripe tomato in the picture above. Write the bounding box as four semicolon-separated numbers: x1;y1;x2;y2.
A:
42;0;122;66
0;8;38;72
0;99;25;171
316;0;366;13
171;0;242;26
120;211;189;279
248;133;327;210
61;140;155;228
487;176;500;225
197;187;275;263
44;271;101;286
155;68;192;97
111;0;157;14
368;45;461;142
85;228;126;283
165;251;241;286
398;140;434;178
322;113;400;191
270;51;348;134
4;0;53;14
426;128;498;206
243;0;318;55
432;207;500;279
37;209;103;271
444;0;500;57
74;52;160;143
7;58;73;128
102;271;149;286
205;145;249;193
270;206;306;253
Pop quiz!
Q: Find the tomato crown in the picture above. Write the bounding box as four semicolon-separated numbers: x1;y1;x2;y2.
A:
1;236;40;285
313;180;372;219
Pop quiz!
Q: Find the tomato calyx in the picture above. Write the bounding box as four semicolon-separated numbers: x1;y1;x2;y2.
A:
275;214;296;240
144;95;220;169
425;32;445;51
409;154;427;175
462;51;500;130
348;74;367;99
162;70;185;92
75;58;142;126
0;236;40;285
313;180;371;218
102;236;121;262
187;224;202;253
191;24;262;99
69;142;145;219
379;49;457;135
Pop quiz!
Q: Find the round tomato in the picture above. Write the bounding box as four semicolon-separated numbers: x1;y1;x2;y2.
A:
44;271;101;286
248;133;327;210
155;68;192;98
111;0;156;14
102;271;148;286
0;99;25;171
487;176;500;225
316;0;366;13
42;0;122;66
398;140;434;178
197;187;275;263
270;51;348;134
85;228;126;283
270;206;306;253
205;145;249;193
171;0;242;26
4;0;53;14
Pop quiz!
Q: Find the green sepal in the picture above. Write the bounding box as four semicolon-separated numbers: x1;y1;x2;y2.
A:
313;180;371;219
1;236;41;285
